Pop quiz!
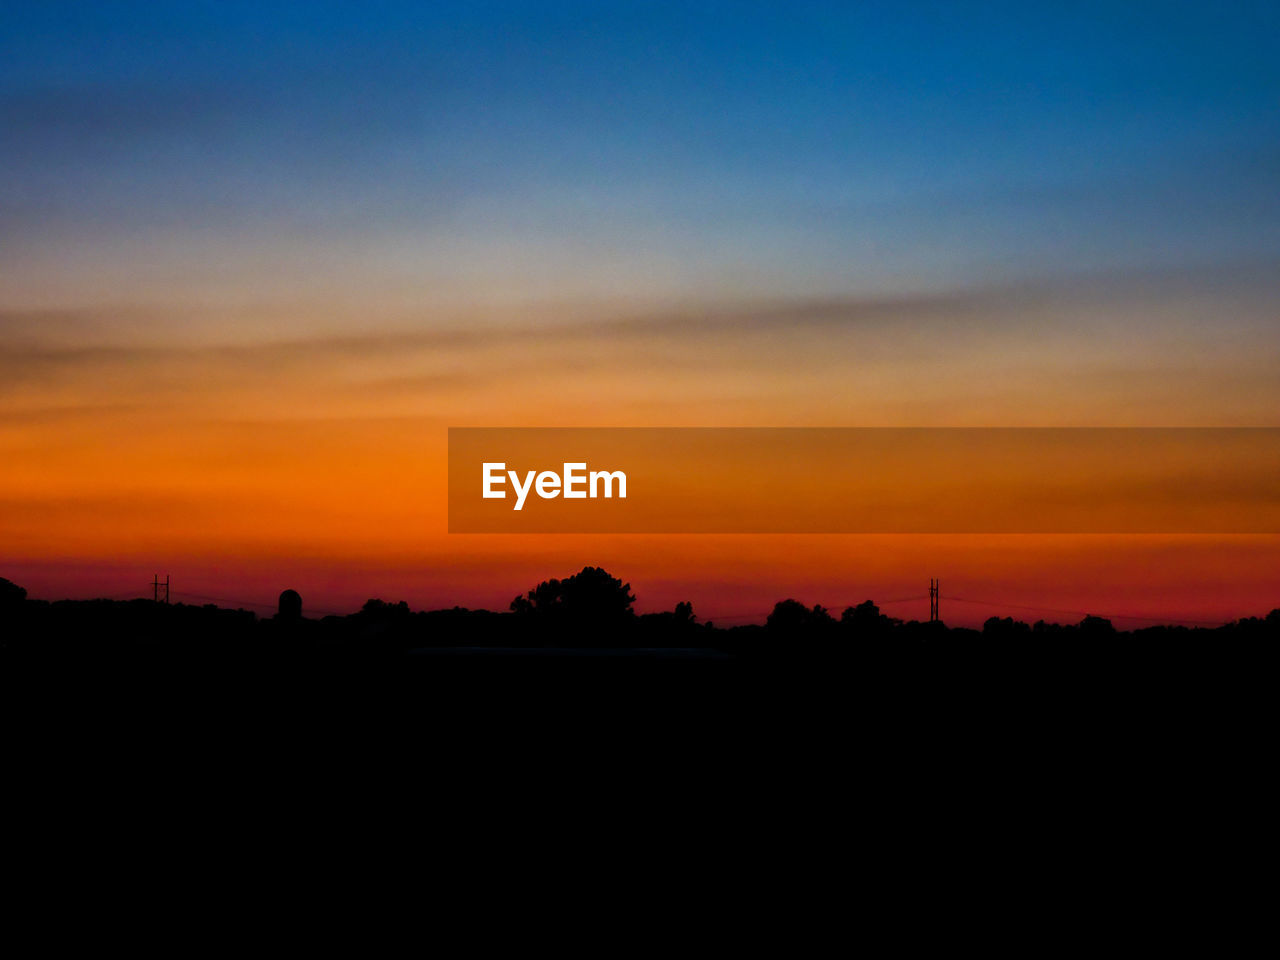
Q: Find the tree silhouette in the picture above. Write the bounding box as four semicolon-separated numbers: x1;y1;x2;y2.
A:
360;599;411;619
1079;615;1115;636
841;600;900;634
0;577;26;608
510;566;635;626
767;599;835;632
983;616;1031;638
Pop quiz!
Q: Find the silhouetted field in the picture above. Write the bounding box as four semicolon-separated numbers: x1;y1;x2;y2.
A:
3;566;1273;875
3;569;1274;742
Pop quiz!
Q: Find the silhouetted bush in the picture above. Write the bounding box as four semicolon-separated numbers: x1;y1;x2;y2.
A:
511;567;636;627
0;577;26;607
984;616;1031;638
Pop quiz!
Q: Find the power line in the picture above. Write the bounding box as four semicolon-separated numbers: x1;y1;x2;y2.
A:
941;594;1227;627
171;590;275;610
62;585;1233;629
700;596;929;622
170;590;348;618
700;591;1229;628
62;591;148;602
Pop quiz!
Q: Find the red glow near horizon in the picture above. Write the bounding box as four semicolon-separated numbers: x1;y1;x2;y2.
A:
7;532;1278;629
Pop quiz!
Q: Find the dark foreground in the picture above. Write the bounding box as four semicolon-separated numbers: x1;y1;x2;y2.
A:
3;594;1274;770
2;590;1273;926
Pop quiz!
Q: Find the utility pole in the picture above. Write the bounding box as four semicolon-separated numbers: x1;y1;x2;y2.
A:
153;574;169;604
929;578;939;623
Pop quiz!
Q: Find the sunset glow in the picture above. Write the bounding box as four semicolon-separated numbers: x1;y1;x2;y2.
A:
4;3;1279;625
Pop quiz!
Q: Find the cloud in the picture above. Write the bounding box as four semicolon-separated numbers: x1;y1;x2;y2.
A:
3;260;1278;426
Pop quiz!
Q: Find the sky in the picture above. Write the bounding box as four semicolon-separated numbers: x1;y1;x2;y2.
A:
2;2;1279;624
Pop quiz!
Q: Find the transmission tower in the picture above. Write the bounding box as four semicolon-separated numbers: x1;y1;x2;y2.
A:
929;578;939;622
152;574;170;604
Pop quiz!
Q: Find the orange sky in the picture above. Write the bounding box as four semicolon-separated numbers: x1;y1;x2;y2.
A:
6;4;1280;627
3;284;1279;626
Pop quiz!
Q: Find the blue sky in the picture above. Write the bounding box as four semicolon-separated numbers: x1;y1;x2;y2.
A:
2;1;1278;308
